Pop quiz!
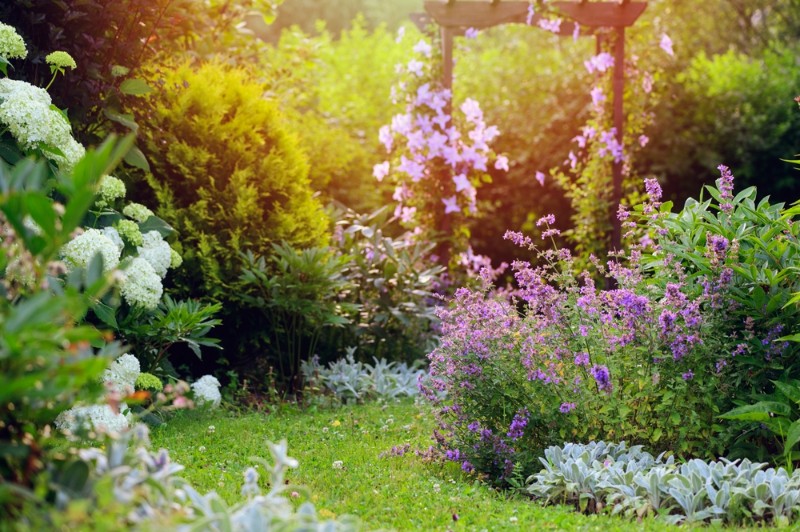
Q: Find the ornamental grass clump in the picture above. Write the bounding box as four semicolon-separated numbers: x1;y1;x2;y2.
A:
423;175;751;484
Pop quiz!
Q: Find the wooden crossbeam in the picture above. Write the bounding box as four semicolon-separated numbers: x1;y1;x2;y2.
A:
424;1;647;29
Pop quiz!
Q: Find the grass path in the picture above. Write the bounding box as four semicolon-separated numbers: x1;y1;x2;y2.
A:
151;399;713;531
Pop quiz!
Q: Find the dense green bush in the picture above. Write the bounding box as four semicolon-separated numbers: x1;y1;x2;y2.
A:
642;45;800;203
235;243;357;393
129;60;329;300
320;205;444;363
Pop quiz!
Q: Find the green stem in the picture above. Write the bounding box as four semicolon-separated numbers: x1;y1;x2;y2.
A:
44;71;57;91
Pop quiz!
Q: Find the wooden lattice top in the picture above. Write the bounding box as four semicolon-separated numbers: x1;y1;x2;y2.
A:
424;1;647;29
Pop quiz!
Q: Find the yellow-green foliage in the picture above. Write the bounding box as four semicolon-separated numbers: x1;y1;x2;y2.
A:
131;60;328;297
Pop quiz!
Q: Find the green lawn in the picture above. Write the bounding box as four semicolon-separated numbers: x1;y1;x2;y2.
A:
150;399;717;531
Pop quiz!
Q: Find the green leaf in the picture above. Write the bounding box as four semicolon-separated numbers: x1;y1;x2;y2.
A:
138;216;175;238
123;145;150;172
784;419;800;451
24;194;57;238
774;380;800;405
58;460;90;494
119;78;153;96
720;401;792;422
92;301;118;329
103;109;139;131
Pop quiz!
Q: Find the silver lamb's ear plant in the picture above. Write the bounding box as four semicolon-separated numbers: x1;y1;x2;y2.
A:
525;440;800;526
303;351;434;404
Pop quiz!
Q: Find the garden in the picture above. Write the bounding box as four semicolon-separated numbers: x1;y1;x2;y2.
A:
1;0;800;529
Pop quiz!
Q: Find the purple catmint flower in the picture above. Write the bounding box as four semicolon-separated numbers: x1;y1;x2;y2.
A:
716;165;735;212
644;178;662;202
461;461;474;473
445;449;461;461
559;402;576;413
706;234;729;262
506;409;529;440
467;421;481;432
659;310;676;334
574;352;590;366
590;364;612;392
536;214;556;227
503;230;533;248
681;370;694;381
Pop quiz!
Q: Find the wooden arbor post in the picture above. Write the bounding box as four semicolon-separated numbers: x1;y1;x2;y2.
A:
413;0;648;254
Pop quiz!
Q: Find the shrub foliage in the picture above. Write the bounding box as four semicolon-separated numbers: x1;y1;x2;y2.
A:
130;60;329;299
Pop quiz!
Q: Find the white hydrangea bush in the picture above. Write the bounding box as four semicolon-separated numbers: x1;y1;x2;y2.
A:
55;404;131;435
0;21;182;312
55;354;141;435
191;375;222;408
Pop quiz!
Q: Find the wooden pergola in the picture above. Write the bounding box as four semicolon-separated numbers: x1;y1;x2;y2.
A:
412;0;648;253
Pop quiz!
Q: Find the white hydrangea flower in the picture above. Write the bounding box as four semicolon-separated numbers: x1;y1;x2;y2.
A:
123;202;154;223
101;226;124;252
137;231;171;278
55;404;130;434
61;228;121;273
103;353;140;395
0;23;27;60
191;375;221;408
120;257;163;309
0;79;84;171
55;136;86;172
96;175;126;208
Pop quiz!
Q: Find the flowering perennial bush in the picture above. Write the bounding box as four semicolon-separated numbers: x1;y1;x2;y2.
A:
422;172;775;483
60;228;121;273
